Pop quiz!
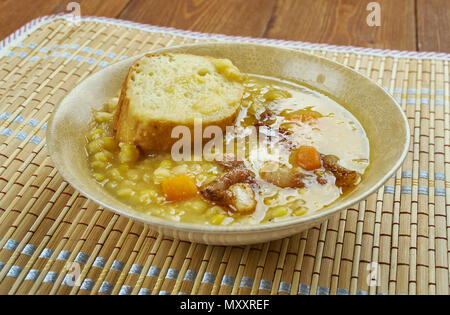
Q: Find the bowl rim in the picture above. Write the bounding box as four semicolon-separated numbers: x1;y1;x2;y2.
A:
47;42;410;235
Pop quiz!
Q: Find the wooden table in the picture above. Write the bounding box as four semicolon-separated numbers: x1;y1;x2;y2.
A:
1;0;448;53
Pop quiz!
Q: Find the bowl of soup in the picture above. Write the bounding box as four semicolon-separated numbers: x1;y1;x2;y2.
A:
47;43;409;245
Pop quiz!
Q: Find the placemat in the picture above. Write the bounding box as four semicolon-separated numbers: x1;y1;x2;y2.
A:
0;15;448;295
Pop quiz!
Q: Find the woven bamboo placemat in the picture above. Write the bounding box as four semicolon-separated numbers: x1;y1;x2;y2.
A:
0;15;448;295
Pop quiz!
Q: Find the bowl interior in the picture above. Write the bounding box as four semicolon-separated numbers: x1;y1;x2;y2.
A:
47;43;409;244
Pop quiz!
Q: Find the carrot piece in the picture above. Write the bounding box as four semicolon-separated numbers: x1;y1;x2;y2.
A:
162;175;198;201
295;146;322;171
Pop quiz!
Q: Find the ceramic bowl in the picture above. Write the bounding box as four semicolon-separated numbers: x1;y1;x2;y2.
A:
47;43;409;245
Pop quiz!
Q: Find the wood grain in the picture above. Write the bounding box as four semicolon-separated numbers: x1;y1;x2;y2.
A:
0;0;449;52
119;0;277;37
0;0;131;41
265;0;417;51
417;0;450;52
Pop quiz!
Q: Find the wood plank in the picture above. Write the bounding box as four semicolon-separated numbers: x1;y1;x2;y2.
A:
0;0;131;41
417;0;450;52
265;0;417;51
119;0;277;37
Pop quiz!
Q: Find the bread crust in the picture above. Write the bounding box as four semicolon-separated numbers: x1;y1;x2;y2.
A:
113;53;244;153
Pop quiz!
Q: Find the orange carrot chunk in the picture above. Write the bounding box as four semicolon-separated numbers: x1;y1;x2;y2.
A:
295;146;322;171
162;175;198;201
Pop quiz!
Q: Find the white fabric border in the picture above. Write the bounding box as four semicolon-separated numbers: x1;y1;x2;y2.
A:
0;13;449;60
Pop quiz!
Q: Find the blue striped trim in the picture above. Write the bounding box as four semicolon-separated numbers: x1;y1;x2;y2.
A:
278;281;292;293
435;89;444;95
201;272;215;284
86;57;96;64
119;285;132;295
407;88;416;94
418;186;429;195
401;186;412;194
56;250;71;261
239;276;254;288
221;275;235;287
129;264;143;275
61;52;71;59
107;52;117;59
39;248;54;259
0;262;3;272
98;61;109;67
183;269;197;282
435;99;444;105
27;118;39;127
298;283;310;295
7;266;22;278
421;98;429;104
99;281;113;294
435;173;445;181
166;268;179;280
147;266;161;278
393;88;402;94
43;271;58;283
402;170;413;178
21;244;37;256
73;55;83;62
435;188;446;197
74;252;89;265
406;99;416;104
13;115;24;123
357;290;369;295
3;239;19;251
0;112;10;120
25;269;41;281
1;128;13;136
159;290;170;295
419;171;429;179
93;257;106;268
80;278;95;291
15;131;27;140
384;186;395;194
95;49;104;56
62;274;76;287
317;286;330;295
421;88;430;94
138;288;151;295
258;279;273;291
71;44;80;50
337;288;349;295
110;260;125;272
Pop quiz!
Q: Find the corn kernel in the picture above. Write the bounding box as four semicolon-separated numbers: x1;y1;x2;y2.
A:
101;137;118;152
90;160;107;170
93;150;113;163
107;168;123;181
126;169;141;181
116;188;135;199
92;173;106;182
118;143;140;164
94;111;114;123
86;138;104;154
172;164;188;175
138;190;157;205
210;214;226;225
87;128;104;141
160;160;172;168
105;181;119;190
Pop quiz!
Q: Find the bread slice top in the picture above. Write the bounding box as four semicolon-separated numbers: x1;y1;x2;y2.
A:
119;53;246;125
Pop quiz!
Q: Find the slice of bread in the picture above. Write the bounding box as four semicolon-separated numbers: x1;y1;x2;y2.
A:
113;53;246;153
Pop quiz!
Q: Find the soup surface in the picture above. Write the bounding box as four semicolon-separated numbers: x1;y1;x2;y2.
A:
85;75;370;225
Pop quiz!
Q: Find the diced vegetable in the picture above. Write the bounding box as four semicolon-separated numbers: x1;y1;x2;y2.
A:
118;143;140;164
295;146;322;171
162;175;198;201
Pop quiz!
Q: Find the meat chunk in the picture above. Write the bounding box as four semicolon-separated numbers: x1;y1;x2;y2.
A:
224;183;257;214
260;163;307;189
200;166;257;213
322;155;360;188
